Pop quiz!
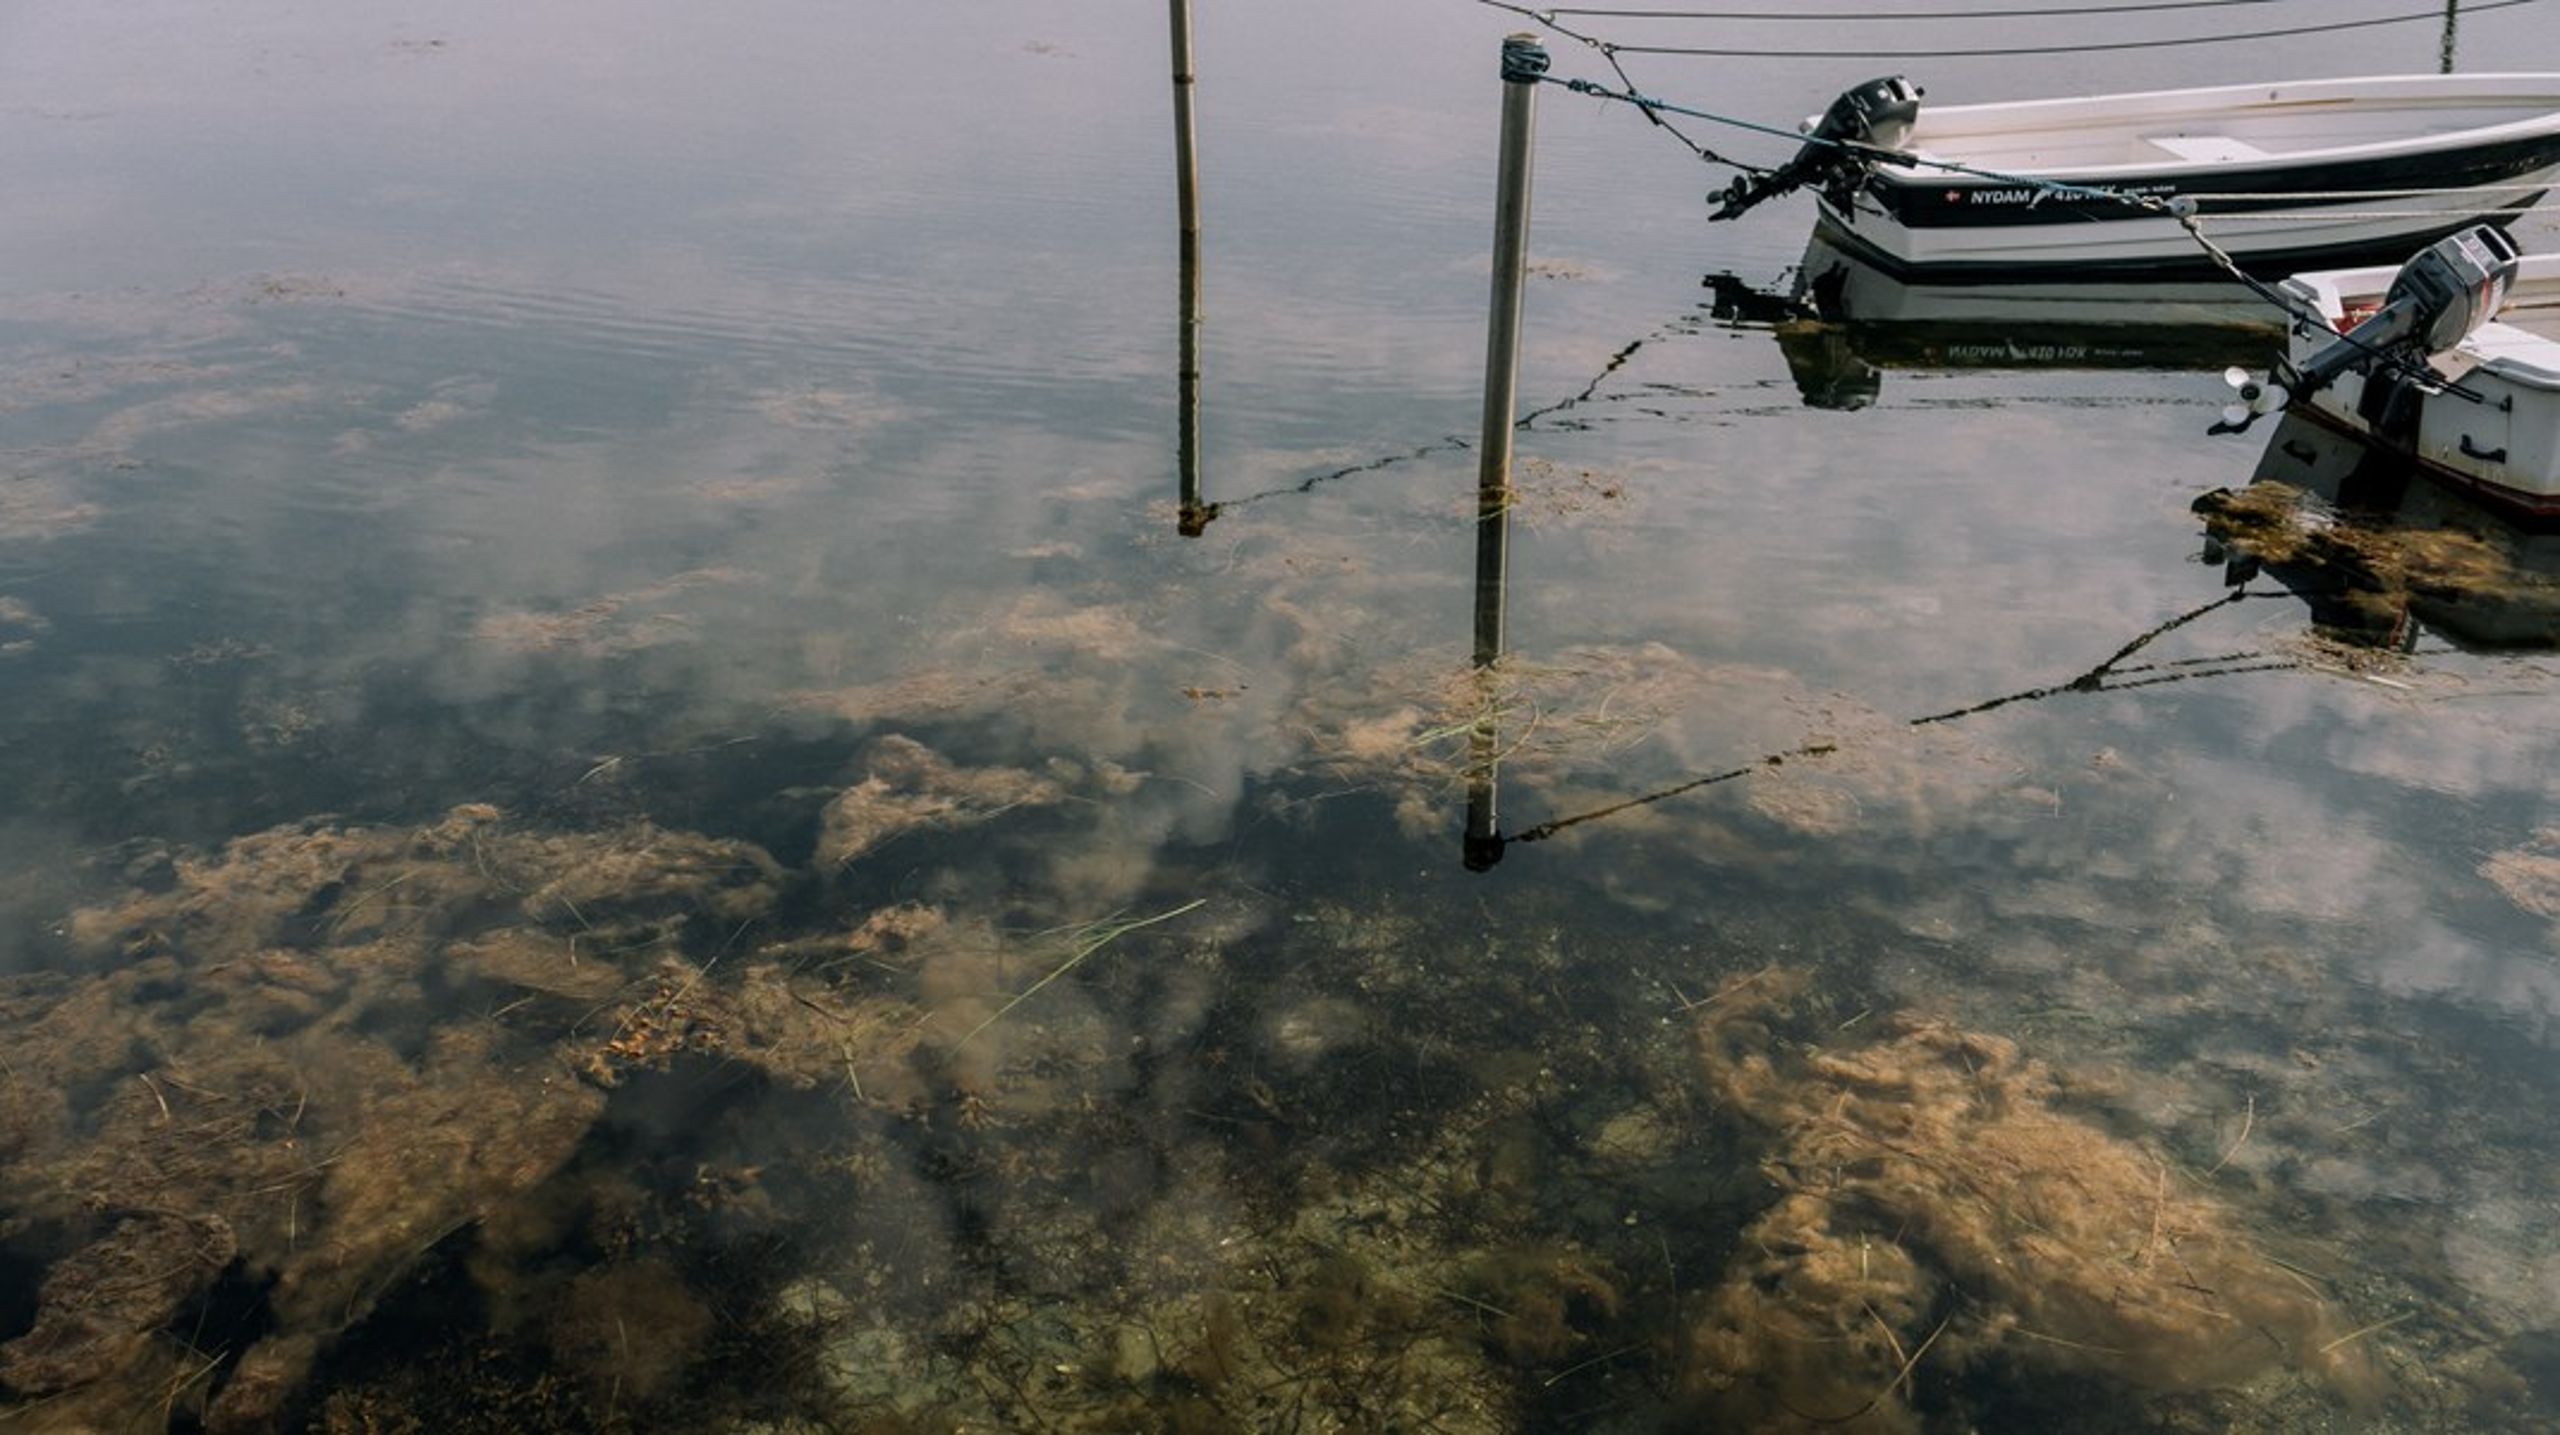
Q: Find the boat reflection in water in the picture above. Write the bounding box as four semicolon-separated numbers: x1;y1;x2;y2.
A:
1707;232;2284;410
2195;412;2560;650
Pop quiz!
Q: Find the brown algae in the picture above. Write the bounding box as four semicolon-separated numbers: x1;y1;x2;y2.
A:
0;803;799;1428
1681;969;2372;1429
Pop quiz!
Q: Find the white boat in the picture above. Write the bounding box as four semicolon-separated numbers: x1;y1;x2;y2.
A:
1712;73;2560;280
2266;235;2560;522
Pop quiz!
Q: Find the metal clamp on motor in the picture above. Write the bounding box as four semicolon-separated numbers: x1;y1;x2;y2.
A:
2211;224;2521;435
1709;76;1921;222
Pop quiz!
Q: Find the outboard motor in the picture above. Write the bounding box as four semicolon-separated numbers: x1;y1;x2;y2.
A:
1710;76;1922;222
2213;224;2521;434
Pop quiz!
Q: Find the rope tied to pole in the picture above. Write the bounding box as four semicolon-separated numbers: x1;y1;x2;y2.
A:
1476;0;1771;172
1501;33;1553;82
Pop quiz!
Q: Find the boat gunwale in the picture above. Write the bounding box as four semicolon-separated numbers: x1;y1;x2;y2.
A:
1806;204;2553;283
2283;251;2560;305
1868;72;2560;185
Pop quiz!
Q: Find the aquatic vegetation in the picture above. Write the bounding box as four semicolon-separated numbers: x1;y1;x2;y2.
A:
5;804;2535;1432
0;1212;235;1398
2195;482;2560;648
0;598;42;658
470;568;754;657
587;954;928;1108
815;733;1065;870
0;470;102;543
1497;455;1642;528
87;383;324;455
750;383;902;433
391;379;495;436
1681;969;2367;1429
976;592;1161;665
789;665;1063;727
0;804;793;1429
545;1257;713;1403
2482;828;2560;924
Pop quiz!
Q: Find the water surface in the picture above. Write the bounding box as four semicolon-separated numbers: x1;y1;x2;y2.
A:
4;1;2560;1429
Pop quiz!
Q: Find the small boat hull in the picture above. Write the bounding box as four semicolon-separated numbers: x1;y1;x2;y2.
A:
1814;74;2560;279
2279;252;2560;523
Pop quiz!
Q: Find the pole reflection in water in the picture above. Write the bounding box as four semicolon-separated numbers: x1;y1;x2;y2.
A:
1170;0;1214;536
1463;488;1509;871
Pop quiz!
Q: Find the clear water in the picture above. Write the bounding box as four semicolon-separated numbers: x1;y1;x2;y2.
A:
4;2;2559;1429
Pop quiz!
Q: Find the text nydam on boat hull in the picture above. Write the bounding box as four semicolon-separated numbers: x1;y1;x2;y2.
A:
1803;73;2560;280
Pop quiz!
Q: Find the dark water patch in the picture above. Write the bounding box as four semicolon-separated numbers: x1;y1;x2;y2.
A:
0;1241;48;1348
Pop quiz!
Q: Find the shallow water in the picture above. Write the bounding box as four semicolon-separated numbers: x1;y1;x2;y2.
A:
5;1;2560;1430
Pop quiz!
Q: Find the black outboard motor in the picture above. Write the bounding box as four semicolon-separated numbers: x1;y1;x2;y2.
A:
1710;76;1922;222
2214;224;2521;434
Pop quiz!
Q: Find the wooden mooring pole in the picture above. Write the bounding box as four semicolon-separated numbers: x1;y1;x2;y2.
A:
2439;0;2461;73
1172;0;1212;536
1463;33;1546;872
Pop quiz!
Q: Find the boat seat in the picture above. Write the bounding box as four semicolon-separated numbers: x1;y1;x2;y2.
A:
2146;134;2268;163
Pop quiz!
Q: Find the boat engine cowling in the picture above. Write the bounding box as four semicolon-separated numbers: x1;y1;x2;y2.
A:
2213;224;2522;434
1709;76;1922;222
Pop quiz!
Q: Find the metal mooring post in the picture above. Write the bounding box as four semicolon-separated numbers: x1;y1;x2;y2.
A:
1473;32;1545;666
1171;0;1212;536
1463;33;1545;872
2440;0;2460;73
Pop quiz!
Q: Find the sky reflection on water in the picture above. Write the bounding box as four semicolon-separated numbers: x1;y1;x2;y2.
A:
4;0;2560;1429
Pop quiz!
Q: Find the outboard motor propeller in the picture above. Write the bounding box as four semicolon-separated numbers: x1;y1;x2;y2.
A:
2212;224;2521;435
1710;76;1922;222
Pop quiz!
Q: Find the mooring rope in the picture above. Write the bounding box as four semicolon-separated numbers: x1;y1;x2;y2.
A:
2184;202;2560;220
1574;0;2549;59
2201;181;2558;200
1218;312;1694;510
1546;73;2560;231
1547;0;2342;18
1512;589;2295;844
1474;0;1767;171
1537;70;2506;396
1539;72;2184;207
